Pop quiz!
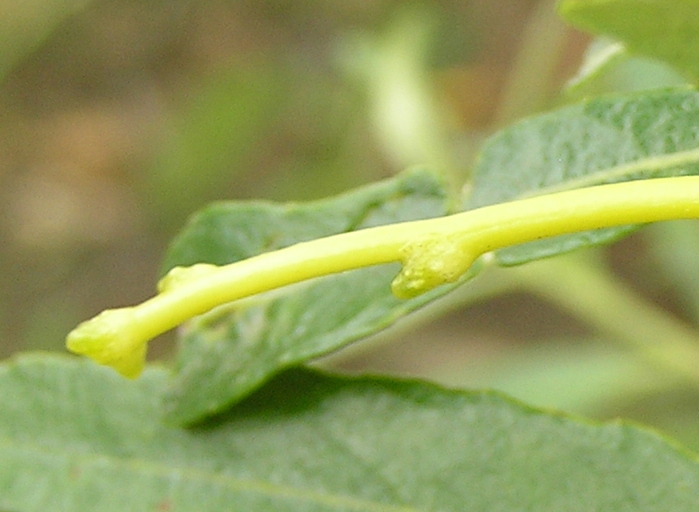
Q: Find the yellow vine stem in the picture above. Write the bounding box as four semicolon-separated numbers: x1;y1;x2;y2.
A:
67;176;699;378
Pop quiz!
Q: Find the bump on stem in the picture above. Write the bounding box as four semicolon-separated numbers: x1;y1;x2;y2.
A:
391;235;476;298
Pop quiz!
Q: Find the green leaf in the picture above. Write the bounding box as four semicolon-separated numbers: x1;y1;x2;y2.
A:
558;0;699;81
5;355;699;511
160;169;463;424
466;88;699;265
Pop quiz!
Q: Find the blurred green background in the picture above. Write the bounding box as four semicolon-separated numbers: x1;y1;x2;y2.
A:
4;0;699;448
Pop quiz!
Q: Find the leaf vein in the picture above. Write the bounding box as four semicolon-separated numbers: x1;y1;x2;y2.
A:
1;439;423;512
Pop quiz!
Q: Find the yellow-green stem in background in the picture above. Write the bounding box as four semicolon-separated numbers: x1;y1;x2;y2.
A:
508;254;699;382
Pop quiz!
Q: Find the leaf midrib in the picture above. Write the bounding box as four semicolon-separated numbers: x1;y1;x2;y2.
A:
520;146;699;199
0;437;421;512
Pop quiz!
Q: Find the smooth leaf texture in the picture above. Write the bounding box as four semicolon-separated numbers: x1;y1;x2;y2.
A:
466;88;699;265
160;169;461;424
558;0;699;81
5;354;699;512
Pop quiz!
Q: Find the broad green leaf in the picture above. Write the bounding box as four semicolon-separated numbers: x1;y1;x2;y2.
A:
466;88;699;265
160;169;464;424
5;355;699;511
558;0;699;81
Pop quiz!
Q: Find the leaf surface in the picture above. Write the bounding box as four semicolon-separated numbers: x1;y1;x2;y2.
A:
558;0;699;81
160;169;460;424
4;355;699;512
466;88;699;264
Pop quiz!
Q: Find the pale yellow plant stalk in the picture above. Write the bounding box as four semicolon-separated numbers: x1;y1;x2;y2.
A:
67;176;699;378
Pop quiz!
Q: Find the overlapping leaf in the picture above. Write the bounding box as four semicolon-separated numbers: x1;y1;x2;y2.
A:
564;38;628;95
466;88;699;265
5;355;699;512
160;169;463;424
564;38;686;98
162;89;699;422
558;0;699;81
